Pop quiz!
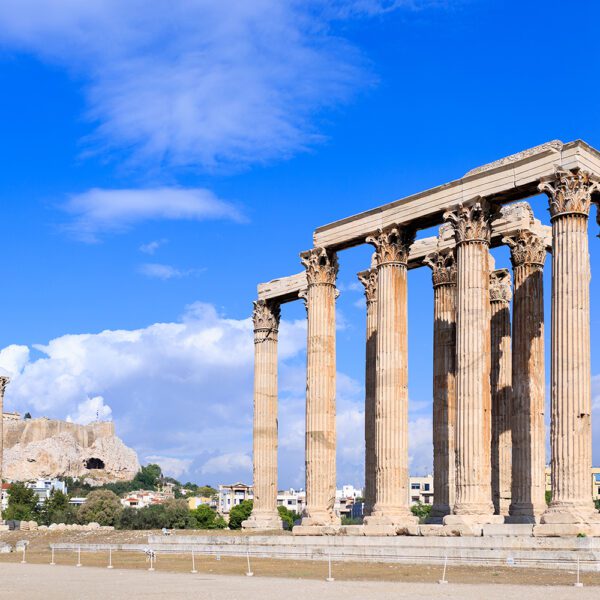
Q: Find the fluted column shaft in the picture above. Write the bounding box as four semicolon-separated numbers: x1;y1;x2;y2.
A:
489;269;512;516
0;378;6;522
444;201;495;518
244;301;282;530
425;250;456;519
358;268;378;517
503;231;546;522
300;248;339;526
539;169;599;525
364;225;417;527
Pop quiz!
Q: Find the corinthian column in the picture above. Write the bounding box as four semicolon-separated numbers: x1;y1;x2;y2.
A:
443;200;500;525
243;301;283;530
536;169;600;533
489;269;512;517
0;377;8;522
424;249;456;521
299;247;340;528
503;231;547;524
363;225;418;532
358;266;378;517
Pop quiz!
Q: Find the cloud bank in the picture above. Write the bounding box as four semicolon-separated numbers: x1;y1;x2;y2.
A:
0;301;437;485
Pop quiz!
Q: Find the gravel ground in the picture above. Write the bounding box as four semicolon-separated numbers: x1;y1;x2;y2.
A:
0;563;597;600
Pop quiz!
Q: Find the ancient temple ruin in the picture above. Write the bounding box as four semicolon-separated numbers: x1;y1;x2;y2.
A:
243;140;600;536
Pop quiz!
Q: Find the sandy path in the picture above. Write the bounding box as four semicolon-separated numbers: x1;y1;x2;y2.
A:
0;563;597;600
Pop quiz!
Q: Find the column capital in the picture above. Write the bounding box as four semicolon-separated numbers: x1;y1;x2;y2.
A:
366;224;415;267
424;249;457;288
300;247;339;286
443;200;494;245
357;268;378;304
502;230;547;269
0;376;9;396
252;300;280;335
539;168;600;220
489;269;512;304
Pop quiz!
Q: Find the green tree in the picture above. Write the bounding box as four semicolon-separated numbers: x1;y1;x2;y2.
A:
410;501;432;522
594;499;600;512
277;505;301;530
40;490;77;526
197;485;218;498
5;482;39;521
545;490;552;505
132;464;162;490
24;412;32;419
228;500;253;530
78;490;122;526
193;505;226;530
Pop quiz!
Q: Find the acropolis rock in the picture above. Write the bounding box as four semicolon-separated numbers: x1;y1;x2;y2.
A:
2;416;140;483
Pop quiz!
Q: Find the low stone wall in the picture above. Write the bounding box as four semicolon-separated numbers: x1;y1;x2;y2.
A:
50;532;600;572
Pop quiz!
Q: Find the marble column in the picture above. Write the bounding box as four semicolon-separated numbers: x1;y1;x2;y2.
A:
537;169;600;533
243;300;284;530
299;247;340;527
443;201;499;524
503;230;547;523
0;377;6;522
358;266;378;517
424;249;457;521
489;269;512;517
363;225;418;532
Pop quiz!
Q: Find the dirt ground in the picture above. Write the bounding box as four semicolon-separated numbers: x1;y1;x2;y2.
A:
1;563;599;600
0;529;598;587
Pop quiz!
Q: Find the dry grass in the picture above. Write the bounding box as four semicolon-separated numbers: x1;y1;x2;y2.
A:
0;529;599;586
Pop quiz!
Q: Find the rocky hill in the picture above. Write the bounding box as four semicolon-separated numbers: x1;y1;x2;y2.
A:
2;416;140;483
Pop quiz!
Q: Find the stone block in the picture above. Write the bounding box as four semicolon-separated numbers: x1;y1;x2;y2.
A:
533;524;600;537
419;525;452;537
482;524;534;537
361;525;398;537
339;525;365;536
292;525;341;537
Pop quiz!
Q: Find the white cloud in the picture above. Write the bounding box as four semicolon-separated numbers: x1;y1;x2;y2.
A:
63;187;242;241
0;302;307;484
66;395;112;425
139;239;167;255
146;456;193;479
139;263;200;281
0;1;419;170
201;452;252;475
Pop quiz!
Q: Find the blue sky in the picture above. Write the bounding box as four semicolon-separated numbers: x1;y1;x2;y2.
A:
0;0;599;486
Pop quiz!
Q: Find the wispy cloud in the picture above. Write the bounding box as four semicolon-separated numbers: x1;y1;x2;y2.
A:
0;1;425;170
139;263;202;281
139;239;167;255
62;187;243;241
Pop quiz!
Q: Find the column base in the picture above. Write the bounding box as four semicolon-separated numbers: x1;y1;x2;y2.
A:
363;511;419;536
242;513;284;531
533;503;600;536
443;514;504;526
300;512;341;528
506;502;545;524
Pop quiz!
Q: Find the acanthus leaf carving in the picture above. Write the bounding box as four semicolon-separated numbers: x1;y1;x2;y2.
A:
502;230;547;268
0;376;9;398
539;168;600;219
489;269;512;303
357;268;378;304
366;224;415;266
300;247;339;286
252;299;280;336
424;249;456;288
443;200;494;245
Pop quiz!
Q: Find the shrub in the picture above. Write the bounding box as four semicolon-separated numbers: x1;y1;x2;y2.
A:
193;505;226;530
410;501;432;522
40;490;78;525
5;483;39;522
277;505;301;530
78;489;122;526
228;500;253;530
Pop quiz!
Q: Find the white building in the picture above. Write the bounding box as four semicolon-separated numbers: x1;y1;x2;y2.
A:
218;483;253;514
409;475;434;505
26;479;68;504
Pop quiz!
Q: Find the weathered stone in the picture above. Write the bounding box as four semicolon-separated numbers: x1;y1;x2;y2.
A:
243;300;283;531
3;418;139;483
